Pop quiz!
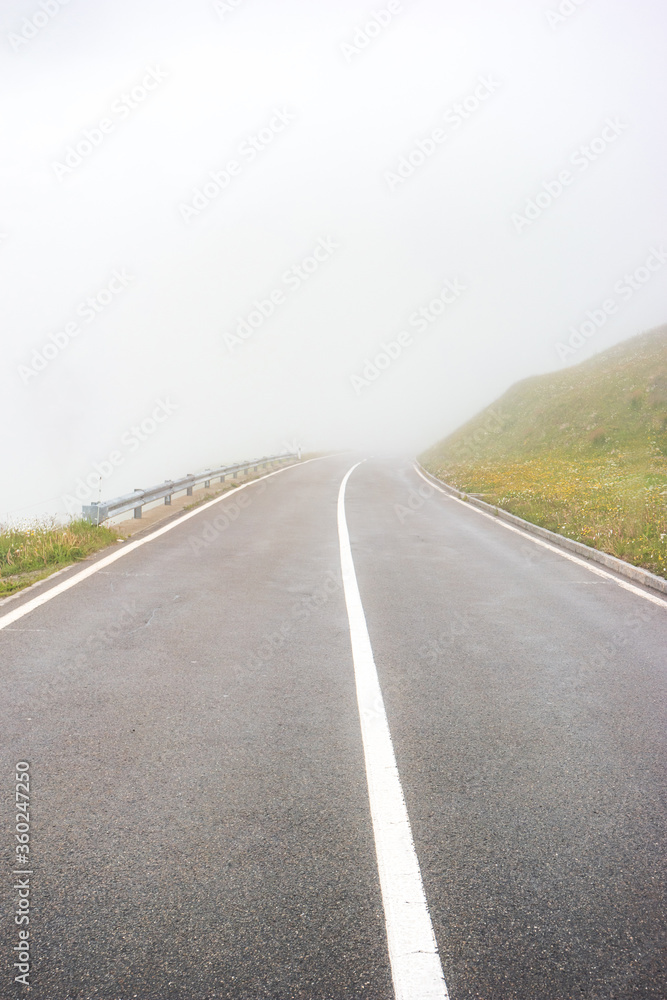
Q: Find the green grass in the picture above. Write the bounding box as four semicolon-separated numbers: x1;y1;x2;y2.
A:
0;519;119;597
420;324;667;579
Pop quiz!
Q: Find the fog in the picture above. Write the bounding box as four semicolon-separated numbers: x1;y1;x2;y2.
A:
2;0;666;523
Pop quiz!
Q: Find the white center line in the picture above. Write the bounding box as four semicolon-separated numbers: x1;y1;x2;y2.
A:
337;462;449;1000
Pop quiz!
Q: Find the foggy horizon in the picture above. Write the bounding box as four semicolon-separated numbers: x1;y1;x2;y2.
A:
2;0;666;523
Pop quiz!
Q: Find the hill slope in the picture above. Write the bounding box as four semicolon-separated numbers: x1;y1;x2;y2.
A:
420;324;667;578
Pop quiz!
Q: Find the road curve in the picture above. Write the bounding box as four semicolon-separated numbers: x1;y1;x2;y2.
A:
1;455;665;999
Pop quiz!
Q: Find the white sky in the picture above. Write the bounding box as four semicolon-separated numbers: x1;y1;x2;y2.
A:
1;0;666;522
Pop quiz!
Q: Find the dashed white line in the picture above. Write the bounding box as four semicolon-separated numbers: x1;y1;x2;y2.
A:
337;462;449;1000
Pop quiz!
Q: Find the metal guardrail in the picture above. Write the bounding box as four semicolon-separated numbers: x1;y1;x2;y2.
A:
81;452;300;525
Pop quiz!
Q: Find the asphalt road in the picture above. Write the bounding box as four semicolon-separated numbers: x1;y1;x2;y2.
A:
2;456;665;999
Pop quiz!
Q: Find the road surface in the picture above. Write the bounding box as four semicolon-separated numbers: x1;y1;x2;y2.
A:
2;455;665;999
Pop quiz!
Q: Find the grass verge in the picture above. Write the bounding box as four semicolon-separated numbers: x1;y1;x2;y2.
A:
421;453;667;579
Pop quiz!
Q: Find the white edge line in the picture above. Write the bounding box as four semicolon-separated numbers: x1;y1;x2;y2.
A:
413;465;667;609
0;560;86;609
0;457;327;631
338;461;449;1000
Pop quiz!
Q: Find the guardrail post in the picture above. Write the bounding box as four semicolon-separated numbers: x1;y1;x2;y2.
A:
164;495;171;505
82;503;109;524
134;506;142;519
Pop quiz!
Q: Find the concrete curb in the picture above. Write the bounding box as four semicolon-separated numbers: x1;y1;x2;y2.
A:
415;463;667;599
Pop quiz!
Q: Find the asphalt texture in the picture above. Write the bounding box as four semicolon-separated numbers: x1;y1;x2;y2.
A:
2;456;666;999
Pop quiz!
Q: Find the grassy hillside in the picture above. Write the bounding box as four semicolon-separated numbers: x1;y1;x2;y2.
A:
420;324;667;579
